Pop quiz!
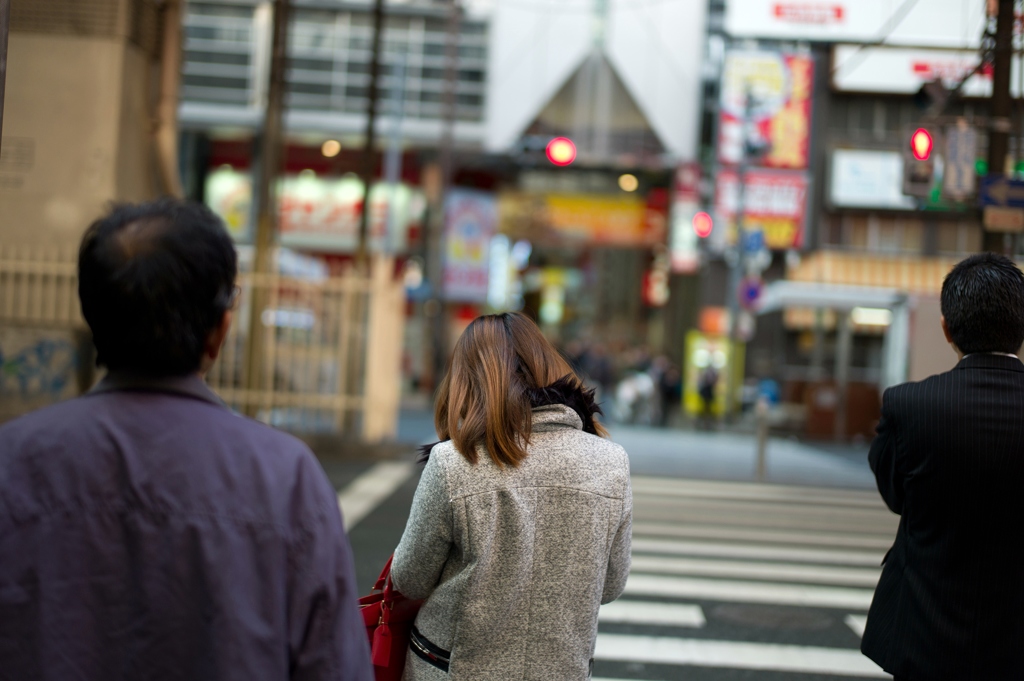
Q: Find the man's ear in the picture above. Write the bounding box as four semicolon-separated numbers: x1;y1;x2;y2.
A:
200;310;232;374
940;315;953;344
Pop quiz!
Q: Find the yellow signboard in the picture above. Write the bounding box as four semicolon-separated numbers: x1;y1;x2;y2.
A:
498;192;662;246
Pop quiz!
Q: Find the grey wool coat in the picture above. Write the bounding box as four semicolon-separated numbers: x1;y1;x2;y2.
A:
390;404;632;681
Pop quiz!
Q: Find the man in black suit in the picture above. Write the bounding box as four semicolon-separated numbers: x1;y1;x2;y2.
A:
863;253;1024;680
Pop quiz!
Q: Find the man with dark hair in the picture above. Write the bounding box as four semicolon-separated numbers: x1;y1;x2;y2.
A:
0;200;372;680
863;253;1024;680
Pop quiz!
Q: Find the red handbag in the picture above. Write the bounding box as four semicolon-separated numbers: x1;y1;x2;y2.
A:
359;555;423;681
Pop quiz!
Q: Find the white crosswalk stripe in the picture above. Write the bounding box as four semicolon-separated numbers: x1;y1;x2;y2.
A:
595;475;894;680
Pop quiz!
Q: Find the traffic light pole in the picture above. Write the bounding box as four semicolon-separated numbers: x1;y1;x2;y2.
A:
725;90;753;417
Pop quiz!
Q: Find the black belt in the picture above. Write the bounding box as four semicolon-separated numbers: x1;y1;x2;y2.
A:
410;625;451;672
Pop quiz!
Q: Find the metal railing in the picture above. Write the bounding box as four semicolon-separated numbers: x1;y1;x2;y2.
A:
0;248;404;440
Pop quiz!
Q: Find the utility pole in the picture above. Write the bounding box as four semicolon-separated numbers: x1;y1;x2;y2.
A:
243;0;290;415
0;0;11;157
985;0;1015;254
356;0;386;265
382;55;408;256
988;0;1014;178
425;0;460;386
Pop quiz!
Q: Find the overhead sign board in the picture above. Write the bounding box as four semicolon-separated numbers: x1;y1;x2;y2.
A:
725;0;985;47
832;45;1021;97
979;176;1024;209
983;206;1024;233
830;150;916;210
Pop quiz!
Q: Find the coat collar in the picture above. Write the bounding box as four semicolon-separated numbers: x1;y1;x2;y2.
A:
956;353;1024;372
531;404;583;432
89;372;228;408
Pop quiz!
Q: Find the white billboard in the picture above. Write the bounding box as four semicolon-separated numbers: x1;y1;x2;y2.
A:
833;45;1023;97
725;0;984;48
830;150;915;210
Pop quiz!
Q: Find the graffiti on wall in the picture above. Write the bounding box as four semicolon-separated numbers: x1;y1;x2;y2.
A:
0;330;78;402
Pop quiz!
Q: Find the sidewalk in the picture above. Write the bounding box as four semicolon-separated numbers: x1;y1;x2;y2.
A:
607;424;877;490
381;406;878;490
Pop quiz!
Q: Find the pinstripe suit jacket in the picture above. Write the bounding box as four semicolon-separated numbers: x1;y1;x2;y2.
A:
862;353;1024;680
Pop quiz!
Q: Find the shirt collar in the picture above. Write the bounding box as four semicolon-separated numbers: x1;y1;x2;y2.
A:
531;404;583;432
956;353;1024;372
89;372;228;408
961;352;1021;359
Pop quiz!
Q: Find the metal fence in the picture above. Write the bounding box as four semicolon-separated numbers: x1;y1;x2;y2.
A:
0;247;404;441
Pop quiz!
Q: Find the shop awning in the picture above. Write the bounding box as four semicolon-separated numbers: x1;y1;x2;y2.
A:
758;281;905;313
785;251;958;296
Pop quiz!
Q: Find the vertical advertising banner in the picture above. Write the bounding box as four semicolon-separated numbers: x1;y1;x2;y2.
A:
718;50;815;170
443;190;497;303
670;162;702;273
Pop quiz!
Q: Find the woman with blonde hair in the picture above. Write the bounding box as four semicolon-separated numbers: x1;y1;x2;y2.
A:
391;313;632;680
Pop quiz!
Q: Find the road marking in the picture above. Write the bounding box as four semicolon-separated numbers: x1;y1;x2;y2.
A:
633;521;894;550
624;574;875;610
594;634;889;678
630;555;882;588
631;503;896;535
336;462;415;531
634;494;895;524
632;536;885;567
599;600;706;627
846;614;868;637
630;475;886;508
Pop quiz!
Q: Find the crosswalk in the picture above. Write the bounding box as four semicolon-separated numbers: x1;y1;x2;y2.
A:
594;476;898;680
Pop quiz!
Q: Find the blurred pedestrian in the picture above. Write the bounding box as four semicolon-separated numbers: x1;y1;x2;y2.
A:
863;253;1024;680
697;364;719;429
0;200;372;680
391;312;632;680
657;362;682;427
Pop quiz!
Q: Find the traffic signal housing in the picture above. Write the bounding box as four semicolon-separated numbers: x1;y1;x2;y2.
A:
545;137;577;166
911;128;933;160
903;127;936;198
692;211;713;238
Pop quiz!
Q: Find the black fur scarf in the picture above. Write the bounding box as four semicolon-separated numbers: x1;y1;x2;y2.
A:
417;376;602;463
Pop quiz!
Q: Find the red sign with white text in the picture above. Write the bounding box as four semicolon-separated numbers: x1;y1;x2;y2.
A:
714;169;808;250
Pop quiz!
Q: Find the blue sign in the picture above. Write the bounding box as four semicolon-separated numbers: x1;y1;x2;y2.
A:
739;276;763;311
979;176;1024;208
742;229;765;254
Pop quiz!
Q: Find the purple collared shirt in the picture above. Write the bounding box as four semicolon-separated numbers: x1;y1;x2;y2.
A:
0;374;372;681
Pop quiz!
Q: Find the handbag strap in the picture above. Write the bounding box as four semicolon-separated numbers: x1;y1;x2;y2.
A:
373;554;394;593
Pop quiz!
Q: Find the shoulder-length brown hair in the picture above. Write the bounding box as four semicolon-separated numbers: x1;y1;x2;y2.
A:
434;312;606;467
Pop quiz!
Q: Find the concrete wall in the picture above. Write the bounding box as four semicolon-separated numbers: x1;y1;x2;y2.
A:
909;295;958;382
0;30;157;248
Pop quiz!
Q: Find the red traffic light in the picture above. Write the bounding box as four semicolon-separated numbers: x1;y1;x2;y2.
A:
911;128;933;161
692;211;713;238
545;137;577;166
